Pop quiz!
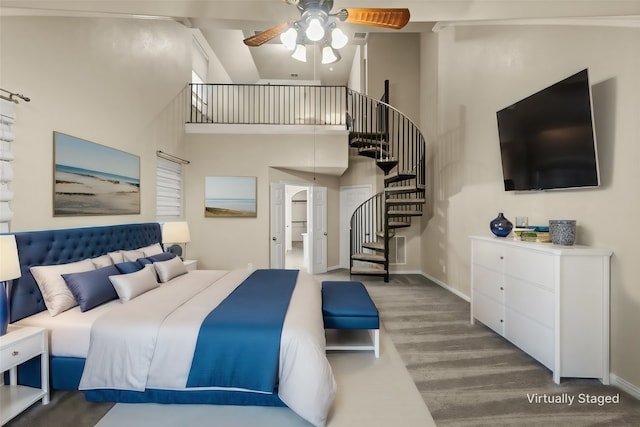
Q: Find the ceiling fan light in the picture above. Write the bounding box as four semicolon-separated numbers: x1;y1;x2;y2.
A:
321;46;338;64
305;18;325;41
280;27;297;51
331;27;348;49
291;44;307;62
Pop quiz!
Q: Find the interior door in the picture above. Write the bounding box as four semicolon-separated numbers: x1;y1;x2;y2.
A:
270;183;285;269
308;186;327;274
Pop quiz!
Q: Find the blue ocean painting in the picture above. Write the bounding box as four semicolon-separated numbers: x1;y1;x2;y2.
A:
205;176;257;217
54;132;140;216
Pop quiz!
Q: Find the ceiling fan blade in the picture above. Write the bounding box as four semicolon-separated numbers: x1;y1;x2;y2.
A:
243;22;290;47
341;8;410;29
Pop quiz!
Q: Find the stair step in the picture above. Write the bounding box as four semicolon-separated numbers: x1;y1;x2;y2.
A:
349;131;386;142
385;184;425;194
363;241;385;251
384;171;416;184
389;221;411;229
350;139;389;150
376;159;399;173
351;253;386;264
359;147;391;159
376;230;395;239
386;198;426;205
387;209;422;217
350;267;388;276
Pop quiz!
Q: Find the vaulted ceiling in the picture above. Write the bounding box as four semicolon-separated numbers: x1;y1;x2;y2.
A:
2;1;639;84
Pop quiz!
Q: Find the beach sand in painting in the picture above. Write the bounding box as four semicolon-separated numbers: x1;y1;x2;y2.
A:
205;207;256;217
55;170;140;215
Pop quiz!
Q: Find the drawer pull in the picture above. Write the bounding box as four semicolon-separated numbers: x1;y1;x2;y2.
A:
499;256;504;260
12;350;19;356
500;287;504;291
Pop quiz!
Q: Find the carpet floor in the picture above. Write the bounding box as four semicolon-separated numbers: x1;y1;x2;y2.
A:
332;270;640;427
5;269;640;426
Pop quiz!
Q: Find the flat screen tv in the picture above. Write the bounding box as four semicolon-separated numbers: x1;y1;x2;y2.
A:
496;69;600;191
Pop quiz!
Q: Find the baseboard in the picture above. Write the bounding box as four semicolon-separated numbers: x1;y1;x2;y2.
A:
610;374;640;400
419;271;470;303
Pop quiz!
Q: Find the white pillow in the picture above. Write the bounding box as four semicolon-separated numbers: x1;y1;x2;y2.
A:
139;243;163;257
109;264;159;302
31;259;96;316
121;249;145;262
91;254;114;268
154;256;188;283
108;251;124;264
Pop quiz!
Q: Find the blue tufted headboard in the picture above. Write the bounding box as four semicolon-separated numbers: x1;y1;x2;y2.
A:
8;222;162;322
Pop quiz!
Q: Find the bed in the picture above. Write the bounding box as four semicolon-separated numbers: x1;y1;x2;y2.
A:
7;222;335;427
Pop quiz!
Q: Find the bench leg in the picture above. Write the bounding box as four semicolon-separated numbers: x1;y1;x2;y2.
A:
368;329;380;358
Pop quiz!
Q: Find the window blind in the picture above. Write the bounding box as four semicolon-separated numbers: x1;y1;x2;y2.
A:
156;157;183;219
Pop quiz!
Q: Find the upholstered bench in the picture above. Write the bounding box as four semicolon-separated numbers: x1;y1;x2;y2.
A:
321;281;380;358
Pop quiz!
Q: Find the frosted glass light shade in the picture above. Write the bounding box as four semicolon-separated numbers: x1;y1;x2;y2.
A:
291;44;307;62
305;18;325;41
0;235;21;281
280;27;297;51
331;27;348;49
321;46;338;64
162;221;191;244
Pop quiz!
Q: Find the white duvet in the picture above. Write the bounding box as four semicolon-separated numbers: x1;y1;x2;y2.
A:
79;269;336;427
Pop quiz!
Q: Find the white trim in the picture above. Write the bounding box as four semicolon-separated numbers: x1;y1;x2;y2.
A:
610;374;640;400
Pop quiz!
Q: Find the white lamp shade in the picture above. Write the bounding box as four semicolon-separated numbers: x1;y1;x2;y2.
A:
305;18;325;42
0;235;21;281
280;27;297;51
162;222;191;244
291;44;307;62
321;46;338;64
331;27;348;49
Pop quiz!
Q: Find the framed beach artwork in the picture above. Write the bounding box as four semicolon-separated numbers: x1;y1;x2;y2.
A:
205;176;257;217
53;132;140;216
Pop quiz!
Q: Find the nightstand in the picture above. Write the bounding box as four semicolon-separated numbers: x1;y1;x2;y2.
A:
183;259;198;271
0;326;49;426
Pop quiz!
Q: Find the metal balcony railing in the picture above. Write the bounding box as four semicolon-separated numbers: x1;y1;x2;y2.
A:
188;83;348;126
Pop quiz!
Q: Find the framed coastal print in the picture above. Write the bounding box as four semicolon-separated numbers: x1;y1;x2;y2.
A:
205;176;257;217
54;132;140;216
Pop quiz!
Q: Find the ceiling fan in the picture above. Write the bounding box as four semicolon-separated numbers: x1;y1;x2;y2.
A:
243;0;410;59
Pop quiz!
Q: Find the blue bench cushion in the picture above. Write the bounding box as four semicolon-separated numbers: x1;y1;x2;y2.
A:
321;281;379;330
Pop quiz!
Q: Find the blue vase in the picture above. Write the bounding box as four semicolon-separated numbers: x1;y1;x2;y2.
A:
0;284;8;336
490;212;513;237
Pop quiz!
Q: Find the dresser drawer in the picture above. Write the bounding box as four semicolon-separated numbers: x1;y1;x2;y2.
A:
505;246;554;290
504;277;554;328
471;239;505;271
505;308;554;370
473;264;505;303
473;292;505;336
0;332;43;370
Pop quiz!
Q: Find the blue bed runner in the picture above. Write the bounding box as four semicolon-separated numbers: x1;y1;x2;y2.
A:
186;269;299;392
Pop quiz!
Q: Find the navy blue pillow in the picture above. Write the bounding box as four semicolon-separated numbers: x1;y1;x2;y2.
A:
145;252;177;263
62;265;120;312
115;261;143;274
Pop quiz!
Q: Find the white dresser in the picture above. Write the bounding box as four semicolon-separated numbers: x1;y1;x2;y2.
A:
469;235;612;384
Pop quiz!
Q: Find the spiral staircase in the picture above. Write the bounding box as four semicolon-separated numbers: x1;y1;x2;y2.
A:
347;82;426;282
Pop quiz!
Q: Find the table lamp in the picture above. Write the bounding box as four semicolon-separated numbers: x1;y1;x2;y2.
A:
0;235;21;336
162;222;191;260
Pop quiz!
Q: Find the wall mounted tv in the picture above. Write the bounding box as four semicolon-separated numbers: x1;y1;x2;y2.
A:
496;69;600;191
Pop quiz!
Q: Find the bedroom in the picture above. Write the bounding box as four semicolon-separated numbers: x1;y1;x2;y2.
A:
1;0;639;423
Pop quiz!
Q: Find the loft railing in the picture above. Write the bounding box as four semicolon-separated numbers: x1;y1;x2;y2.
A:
347;88;425;183
188;83;348;126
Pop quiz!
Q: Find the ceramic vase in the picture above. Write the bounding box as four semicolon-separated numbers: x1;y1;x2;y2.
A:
490;212;513;237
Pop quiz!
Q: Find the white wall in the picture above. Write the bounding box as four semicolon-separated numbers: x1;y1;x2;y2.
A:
1;16;191;231
421;24;640;390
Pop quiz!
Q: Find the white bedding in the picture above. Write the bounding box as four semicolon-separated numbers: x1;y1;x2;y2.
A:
21;268;335;427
